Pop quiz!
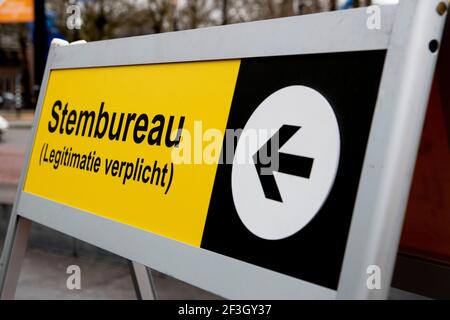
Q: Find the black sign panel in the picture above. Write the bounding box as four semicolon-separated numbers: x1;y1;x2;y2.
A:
201;50;386;290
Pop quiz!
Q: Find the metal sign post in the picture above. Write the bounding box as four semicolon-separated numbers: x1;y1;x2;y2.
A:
0;1;448;300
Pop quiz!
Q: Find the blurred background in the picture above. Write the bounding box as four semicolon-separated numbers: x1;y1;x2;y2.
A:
3;0;450;300
0;0;394;114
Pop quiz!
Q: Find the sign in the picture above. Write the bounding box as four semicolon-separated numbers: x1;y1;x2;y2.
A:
1;0;447;300
0;0;33;23
25;61;239;247
24;51;385;290
203;51;385;290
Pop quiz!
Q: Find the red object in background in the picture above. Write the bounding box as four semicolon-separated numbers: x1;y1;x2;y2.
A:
400;17;450;263
0;0;34;23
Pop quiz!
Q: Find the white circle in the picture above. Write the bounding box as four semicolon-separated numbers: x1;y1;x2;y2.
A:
231;86;340;240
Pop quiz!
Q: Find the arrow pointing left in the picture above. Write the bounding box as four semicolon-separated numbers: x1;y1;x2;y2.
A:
253;125;314;203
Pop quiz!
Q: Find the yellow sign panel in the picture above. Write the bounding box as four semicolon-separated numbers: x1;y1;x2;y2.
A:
0;0;34;23
24;60;240;246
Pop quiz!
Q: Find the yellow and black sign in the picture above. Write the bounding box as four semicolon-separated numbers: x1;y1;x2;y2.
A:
25;51;386;289
26;60;239;246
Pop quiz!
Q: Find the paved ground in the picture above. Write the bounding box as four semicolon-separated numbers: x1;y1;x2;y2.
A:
16;246;219;300
0;205;219;300
16;246;137;300
0;110;35;123
0;115;218;299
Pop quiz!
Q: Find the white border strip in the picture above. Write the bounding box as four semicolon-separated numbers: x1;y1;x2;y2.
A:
51;6;396;69
18;192;336;300
338;0;448;299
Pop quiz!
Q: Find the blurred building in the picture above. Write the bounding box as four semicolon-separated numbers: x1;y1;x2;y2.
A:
0;28;34;111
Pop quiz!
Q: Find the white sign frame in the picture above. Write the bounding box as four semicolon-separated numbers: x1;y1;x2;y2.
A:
0;0;448;299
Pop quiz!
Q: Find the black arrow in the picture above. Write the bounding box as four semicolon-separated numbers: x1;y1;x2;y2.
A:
253;125;314;203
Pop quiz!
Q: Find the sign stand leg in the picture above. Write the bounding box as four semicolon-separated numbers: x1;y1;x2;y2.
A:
1;214;159;300
0;214;32;300
128;260;157;300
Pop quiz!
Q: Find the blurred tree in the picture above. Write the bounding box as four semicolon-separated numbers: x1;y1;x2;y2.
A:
34;0;49;88
144;0;176;33
42;0;376;42
80;0;131;40
330;0;338;11
0;0;378;111
18;24;32;110
46;0;137;41
178;0;215;30
352;0;373;8
221;0;228;25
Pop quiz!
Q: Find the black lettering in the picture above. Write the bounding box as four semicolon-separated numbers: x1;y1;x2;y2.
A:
161;163;168;187
148;114;165;146
47;101;186;150
105;158;113;174
70;153;80;167
48;100;61;133
49;149;55;162
165;116;185;147
123;162;134;184
59;103;69;134
93;158;101;173
150;161;161;185
66;110;77;135
94;102;109;139
122;113;137;141
133;114;148;143
142;166;151;183
79;155;87;169
111;160;119;176
108;113;124;141
76;110;96;136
